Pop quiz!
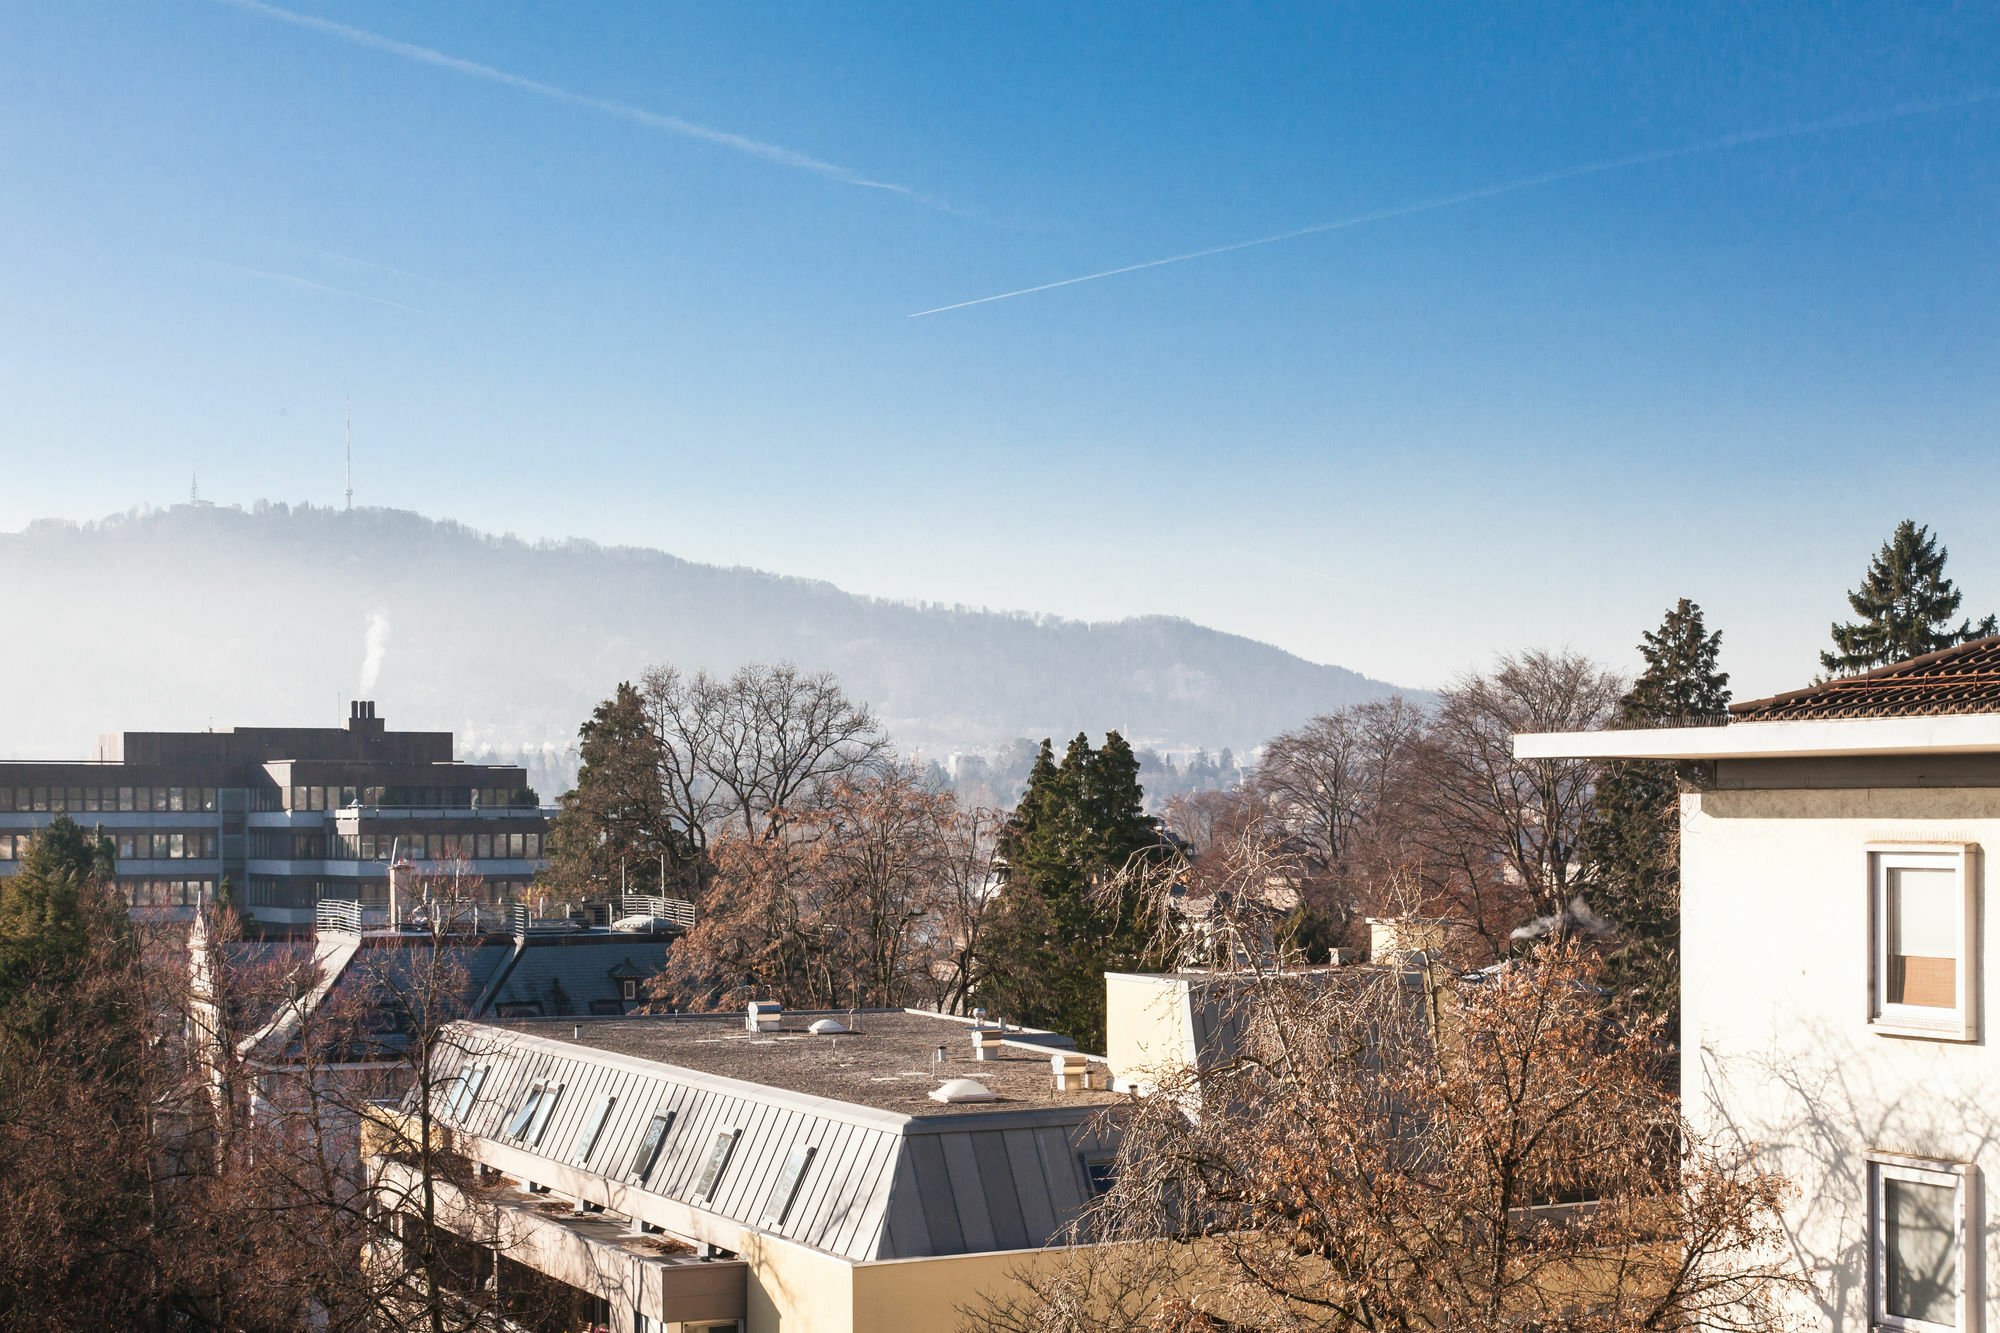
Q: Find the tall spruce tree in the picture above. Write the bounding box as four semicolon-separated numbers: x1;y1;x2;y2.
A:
1583;600;1728;1040
1823;519;1997;676
978;732;1164;1049
0;815;122;1022
543;683;690;900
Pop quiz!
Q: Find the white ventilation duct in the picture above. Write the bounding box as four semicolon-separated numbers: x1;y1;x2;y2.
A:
929;1078;997;1104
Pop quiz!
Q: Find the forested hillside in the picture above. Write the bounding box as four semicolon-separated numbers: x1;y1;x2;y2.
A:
0;502;1413;775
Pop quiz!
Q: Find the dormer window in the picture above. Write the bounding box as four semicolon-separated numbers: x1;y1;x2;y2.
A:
1870;845;1977;1041
622;979;637;1002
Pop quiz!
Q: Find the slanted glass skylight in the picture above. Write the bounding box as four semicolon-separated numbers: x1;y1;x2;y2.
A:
525;1082;563;1145
628;1111;675;1182
451;1066;487;1118
570;1094;616;1165
694;1128;741;1201
761;1143;817;1228
504;1085;543;1138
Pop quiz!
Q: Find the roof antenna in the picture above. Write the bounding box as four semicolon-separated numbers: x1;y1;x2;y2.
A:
344;396;353;511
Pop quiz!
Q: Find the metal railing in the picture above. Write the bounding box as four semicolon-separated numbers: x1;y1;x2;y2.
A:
620;894;696;930
316;898;364;935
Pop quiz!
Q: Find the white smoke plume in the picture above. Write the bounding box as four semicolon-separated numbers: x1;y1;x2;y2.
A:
1510;896;1617;944
358;611;391;692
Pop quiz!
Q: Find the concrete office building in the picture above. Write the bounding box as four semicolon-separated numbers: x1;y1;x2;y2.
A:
0;700;550;931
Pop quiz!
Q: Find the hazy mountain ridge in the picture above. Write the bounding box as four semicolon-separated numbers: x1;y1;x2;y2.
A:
2;502;1417;770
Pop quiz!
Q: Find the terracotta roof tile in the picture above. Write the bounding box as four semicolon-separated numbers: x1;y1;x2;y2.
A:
1730;636;2000;721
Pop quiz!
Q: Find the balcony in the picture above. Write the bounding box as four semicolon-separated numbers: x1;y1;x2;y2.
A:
369;1156;747;1328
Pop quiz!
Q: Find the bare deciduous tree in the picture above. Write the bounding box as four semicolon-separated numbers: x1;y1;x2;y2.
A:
640;660;889;845
1253;696;1423;877
645;765;972;1012
1395;650;1622;957
923;802;1005;1015
967;940;1807;1333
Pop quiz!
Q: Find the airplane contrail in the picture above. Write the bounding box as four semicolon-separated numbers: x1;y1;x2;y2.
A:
204;260;424;312
216;0;927;201
909;87;2000;318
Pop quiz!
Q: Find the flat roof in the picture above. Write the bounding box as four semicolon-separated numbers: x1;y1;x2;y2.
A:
1513;713;2000;762
497;1009;1118;1117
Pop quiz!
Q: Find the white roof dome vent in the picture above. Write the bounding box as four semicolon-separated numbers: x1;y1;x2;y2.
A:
807;1018;850;1035
929;1077;997;1104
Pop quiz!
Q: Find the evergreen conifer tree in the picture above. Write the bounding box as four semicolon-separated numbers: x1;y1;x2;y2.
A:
0;815;120;1016
543;683;689;899
1823;519;1997;675
1583;599;1729;1039
979;732;1163;1048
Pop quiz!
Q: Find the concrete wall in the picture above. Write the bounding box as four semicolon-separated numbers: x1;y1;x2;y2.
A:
1684;784;2000;1333
741;1231;1084;1333
1104;973;1193;1089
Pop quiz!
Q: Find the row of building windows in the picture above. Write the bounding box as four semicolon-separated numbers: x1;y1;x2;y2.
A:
122;831;219;860
0;785;219;814
0;830;221;862
0;785;546;817
329;831;544;862
122;878;214;908
287;785;535;812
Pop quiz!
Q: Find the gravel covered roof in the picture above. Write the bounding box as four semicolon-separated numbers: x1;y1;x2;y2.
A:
498;1009;1117;1116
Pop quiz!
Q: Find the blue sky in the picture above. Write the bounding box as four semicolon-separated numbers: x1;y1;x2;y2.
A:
4;1;1999;698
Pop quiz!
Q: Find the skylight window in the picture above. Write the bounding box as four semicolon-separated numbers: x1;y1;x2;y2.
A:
570;1094;616;1165
504;1085;543;1138
628;1111;675;1182
526;1082;563;1145
761;1143;816;1228
440;1068;471;1117
694;1128;741;1201
450;1066;487;1118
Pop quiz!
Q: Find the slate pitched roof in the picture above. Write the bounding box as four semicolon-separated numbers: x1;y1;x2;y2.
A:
478;935;675;1018
1731;635;2000;721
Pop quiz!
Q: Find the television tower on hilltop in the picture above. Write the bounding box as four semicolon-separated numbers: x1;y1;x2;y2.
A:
344;397;353;511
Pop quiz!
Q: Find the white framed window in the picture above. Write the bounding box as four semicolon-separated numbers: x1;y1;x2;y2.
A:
1870;1152;1980;1333
1869;845;1978;1040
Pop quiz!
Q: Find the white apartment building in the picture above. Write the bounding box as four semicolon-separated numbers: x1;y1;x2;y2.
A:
1518;637;2000;1333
